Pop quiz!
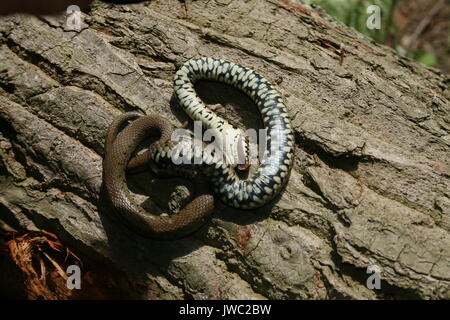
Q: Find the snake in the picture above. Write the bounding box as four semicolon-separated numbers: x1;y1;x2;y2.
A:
103;57;294;238
103;112;215;239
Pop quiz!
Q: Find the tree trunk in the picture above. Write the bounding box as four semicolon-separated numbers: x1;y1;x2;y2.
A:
0;0;449;299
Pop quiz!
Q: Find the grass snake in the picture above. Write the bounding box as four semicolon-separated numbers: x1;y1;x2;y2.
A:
102;57;294;239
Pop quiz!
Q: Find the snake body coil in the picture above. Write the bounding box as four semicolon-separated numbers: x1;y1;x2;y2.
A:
103;113;214;239
103;57;294;238
156;57;295;209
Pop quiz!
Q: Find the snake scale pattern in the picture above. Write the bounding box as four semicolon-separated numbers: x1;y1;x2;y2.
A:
103;57;294;238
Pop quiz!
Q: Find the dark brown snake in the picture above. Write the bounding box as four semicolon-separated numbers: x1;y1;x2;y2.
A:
103;112;214;239
102;58;294;239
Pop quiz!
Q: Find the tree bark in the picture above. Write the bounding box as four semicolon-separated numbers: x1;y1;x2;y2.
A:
0;0;449;299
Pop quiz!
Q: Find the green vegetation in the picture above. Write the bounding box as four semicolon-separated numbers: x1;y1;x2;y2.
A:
303;0;440;68
304;0;397;43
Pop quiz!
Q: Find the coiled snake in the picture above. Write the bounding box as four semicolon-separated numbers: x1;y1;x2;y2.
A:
103;57;294;239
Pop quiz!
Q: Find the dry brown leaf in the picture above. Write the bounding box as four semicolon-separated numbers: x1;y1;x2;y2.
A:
42;251;68;281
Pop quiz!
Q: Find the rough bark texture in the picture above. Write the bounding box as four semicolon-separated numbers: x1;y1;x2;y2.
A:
0;0;449;299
